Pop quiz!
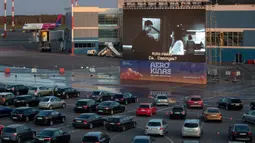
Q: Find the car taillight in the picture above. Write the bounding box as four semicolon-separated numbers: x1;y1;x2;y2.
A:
44;138;51;141
12;133;17;136
181;111;185;114
232;132;237;135
2;98;5;101
218;114;222;116
83;106;88;108
96;106;98;109
198;101;203;104
12;87;14;91
35;90;37;93
121;98;124;101
105;107;109;110
83;121;87;124
248;132;252;136
160;127;163;130
170;111;173;114
188;100;193;103
116;123;120;125
205;114;209;116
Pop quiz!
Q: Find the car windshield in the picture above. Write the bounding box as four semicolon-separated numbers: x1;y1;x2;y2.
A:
139;105;149;108
79;114;92;119
12;109;24;114
173;107;184;112
2;127;16;133
41;98;50;102
184;123;199;128
76;101;87;106
38;130;54;137
133;139;150;143
231;99;241;103
207;109;220;113
107;118;120;122
82;136;99;142
92;91;100;96
157;96;167;99
38;111;51;116
148;122;161;126
190;97;201;101
100;102;112;106
114;94;123;98
235;125;250;132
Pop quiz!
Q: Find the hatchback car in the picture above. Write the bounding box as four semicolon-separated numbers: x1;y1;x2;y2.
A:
105;115;136;131
132;136;154;143
136;103;157;116
38;96;66;109
145;119;168;136
202;107;222;122
11;107;39;122
72;113;106;129
243;110;255;124
73;99;98;113
186;96;203;108
14;94;40;107
154;94;169;106
27;86;53;97
228;124;252;142
182;119;203;138
0;92;15;106
1;124;35;143
169;105;187;119
34;128;70;143
82;132;111;143
217;97;243;110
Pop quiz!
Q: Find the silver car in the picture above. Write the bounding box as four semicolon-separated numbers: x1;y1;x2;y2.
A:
145;119;168;136
28;86;53;97
38;96;66;109
154;94;169;106
182;119;203;138
242;110;255;124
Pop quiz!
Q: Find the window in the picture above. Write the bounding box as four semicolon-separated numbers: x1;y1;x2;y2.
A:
75;43;96;48
99;14;118;25
99;29;119;38
206;32;243;46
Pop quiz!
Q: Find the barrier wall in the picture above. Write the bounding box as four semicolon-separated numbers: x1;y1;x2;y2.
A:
120;60;207;84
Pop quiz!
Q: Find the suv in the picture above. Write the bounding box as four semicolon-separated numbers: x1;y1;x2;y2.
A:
217;97;243;110
105;115;136;131
0;92;15;106
6;84;28;95
186;96;203;109
89;91;112;102
1;124;35;143
182;119;203;138
82;132;111;143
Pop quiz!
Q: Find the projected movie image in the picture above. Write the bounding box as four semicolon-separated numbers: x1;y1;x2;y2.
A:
123;9;206;62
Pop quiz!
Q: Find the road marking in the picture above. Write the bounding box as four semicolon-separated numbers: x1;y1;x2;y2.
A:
164;136;174;143
68;129;80;134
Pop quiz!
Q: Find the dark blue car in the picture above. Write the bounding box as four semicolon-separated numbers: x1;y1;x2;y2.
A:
0;106;13;117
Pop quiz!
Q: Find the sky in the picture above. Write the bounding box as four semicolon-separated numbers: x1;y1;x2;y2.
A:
0;0;117;16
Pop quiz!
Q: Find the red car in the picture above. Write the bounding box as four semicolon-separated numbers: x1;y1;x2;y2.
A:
136;103;157;116
187;95;204;108
0;125;4;134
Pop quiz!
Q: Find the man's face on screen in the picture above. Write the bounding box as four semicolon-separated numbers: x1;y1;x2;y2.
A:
144;25;152;33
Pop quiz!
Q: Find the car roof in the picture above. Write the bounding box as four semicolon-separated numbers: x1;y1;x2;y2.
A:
78;99;92;102
15;107;31;110
0;92;13;95
7;124;23;128
43;128;58;131
84;132;102;137
17;94;32;97
184;119;200;124
234;124;249;127
148;119;163;122
133;136;150;140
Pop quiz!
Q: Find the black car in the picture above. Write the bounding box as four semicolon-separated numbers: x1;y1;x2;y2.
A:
132;136;154;143
72;113;106;129
34;110;66;126
82;132;111;143
250;102;255;110
6;84;28;95
113;92;138;105
228;124;252;142
217;97;243;110
169;105;187;119
55;87;80;99
73;99;98;113
11;107;39;122
34;128;70;143
105;115;136;131
96;101;125;115
0;106;13;117
14;95;40;107
1;124;35;143
89;91;112;102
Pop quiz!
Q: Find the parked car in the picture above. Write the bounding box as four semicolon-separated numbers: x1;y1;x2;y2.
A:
55;87;80;99
38;96;66;109
73;99;98;113
96;101;125;115
145;119;168;136
154;94;169;106
27;86;53;97
181;119;203;138
11;107;39;122
0;92;15;106
34;128;70;143
6;84;28;95
14;94;40;107
202;107;222;122
0;124;35;143
242;110;255;124
34;110;66;126
72;113;106;129
0;125;4;133
228;124;252;142
89;91;112;102
105;115;136;131
136;103;157;116
250;102;255;110
113;92;138;105
217;97;243;110
82;132;111;143
132;136;154;143
169;105;187;119
0;106;13;117
186;95;204;109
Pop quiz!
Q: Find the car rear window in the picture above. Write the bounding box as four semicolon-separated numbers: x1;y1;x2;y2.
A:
82;136;99;142
190;97;201;101
207;109;220;113
79;114;92;119
12;109;25;114
231;99;241;103
38;130;54;137
114;94;123;98
173;107;184;112
139;105;150;108
100;102;112;106
157;96;167;99
107;118;120;122
92;91;100;96
38;111;51;116
41;98;50;102
76;101;87;106
235;125;250;132
148;122;161;126
2;127;16;133
184;123;199;128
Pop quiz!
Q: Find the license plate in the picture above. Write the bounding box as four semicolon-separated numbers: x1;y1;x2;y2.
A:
240;133;246;135
76;120;82;123
39;138;44;141
98;110;103;112
3;137;10;140
12;117;17;119
211;115;217;117
175;112;180;114
110;123;115;125
37;117;42;119
235;104;240;106
194;102;198;104
77;106;82;108
141;109;145;111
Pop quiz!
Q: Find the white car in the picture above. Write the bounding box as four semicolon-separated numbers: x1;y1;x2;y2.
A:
182;119;203;138
145;119;168;136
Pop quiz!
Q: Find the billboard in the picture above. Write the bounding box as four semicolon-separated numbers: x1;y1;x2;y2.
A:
122;9;206;62
120;60;207;84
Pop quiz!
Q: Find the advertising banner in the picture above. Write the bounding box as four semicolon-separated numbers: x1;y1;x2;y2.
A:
120;60;207;84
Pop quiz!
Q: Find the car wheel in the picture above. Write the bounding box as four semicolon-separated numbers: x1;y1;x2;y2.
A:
25;103;29;107
49;120;53;126
76;93;80;97
17;137;21;143
89;124;93;129
49;105;53;110
65;94;69;99
124;100;128;105
25;116;29;122
62;117;66;123
62;103;66;108
242;117;247;122
110;110;114;115
121;125;126;131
